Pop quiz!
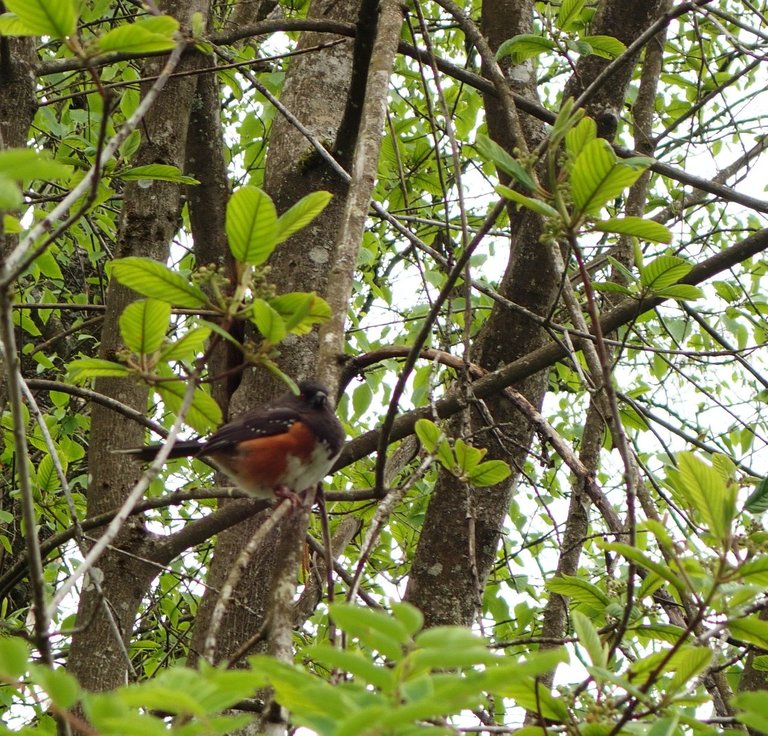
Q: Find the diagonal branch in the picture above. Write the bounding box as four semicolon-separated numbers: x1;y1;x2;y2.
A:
339;225;768;468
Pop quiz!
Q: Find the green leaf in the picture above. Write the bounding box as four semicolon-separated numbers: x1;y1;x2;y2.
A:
414;418;456;471
572;610;606;668
570;139;647;216
0;636;30;679
592;281;633;296
474;134;536;191
547;575;610;607
632;623;687;645
34;248;64;280
118;682;204;716
119;299;171;355
97;16;179;54
642;520;675;552
2;0;77;37
468;459;512;486
491;679;568;722
653;284;703;301
646;716;679;736
117;164;198;185
30;665;80;709
155;383;222;435
496;34;556;64
737;557;768;587
110;257;208;308
640;255;692;290
565;118;597;158
454;438;485;474
199;319;245;348
251;298;287;343
376;674;488;728
714;280;739;303
351;382;373;417
275;190;332;244
745;476;768;514
391;602;424;636
335;705;396;736
3;214;22;233
557;0;586;30
0;175;21;209
413;625;485;650
0;148;71;182
414;418;443;453
735;691;768;732
0;13;30;35
668;646;712;693
226;186;278;265
307;645;396;692
549;97;585;147
676;452;736;542
159;326;211;362
268;292;331;334
68;358;131;382
592;217;672;243
37;453;65;492
580;35;627;60
496;184;560;218
330;603;410;659
729;616;768;649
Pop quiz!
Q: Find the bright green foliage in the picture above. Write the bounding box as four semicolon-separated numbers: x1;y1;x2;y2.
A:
569;139;647;217
735;691;768;733
154;365;222;434
119;299;171;356
592;217;671;244
415;418;511;486
0;0;77;37
673;452;738;544
572;611;607;668
117;164;198;185
495;0;626;64
269;292;332;335
226;185;331;263
474;134;536;191
496;34;556;65
594;252;702;302
745;475;768;514
66;186;332;416
96;16;179;54
226;186;279;265
0;149;71;209
275;190;333;244
0;605;570;735
109;258;208;308
495;184;560;218
0;637;29;679
254;602;568;735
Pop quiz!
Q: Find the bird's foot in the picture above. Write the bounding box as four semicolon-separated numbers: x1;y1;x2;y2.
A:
273;485;304;508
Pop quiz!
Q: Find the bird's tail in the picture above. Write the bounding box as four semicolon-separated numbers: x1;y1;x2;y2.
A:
112;440;204;462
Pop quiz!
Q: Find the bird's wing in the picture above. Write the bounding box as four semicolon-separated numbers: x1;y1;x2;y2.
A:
200;407;302;456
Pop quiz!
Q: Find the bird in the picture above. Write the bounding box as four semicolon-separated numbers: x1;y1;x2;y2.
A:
118;380;345;501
